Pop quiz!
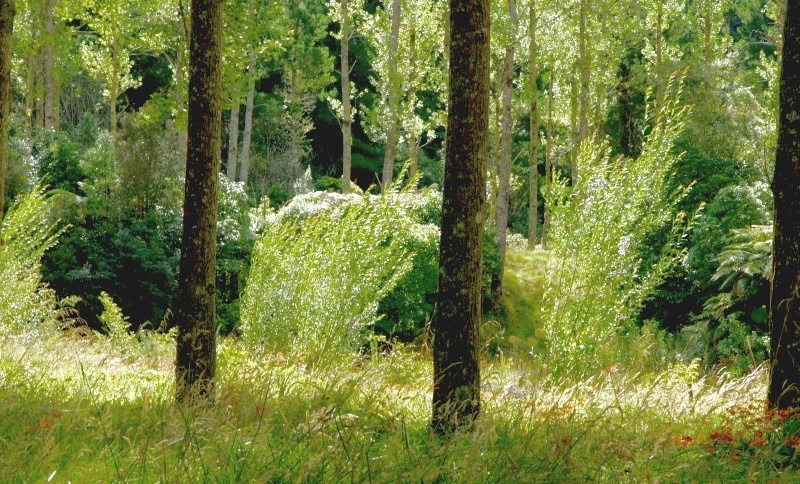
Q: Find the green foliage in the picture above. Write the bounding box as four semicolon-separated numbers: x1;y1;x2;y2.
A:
34;132;86;195
0;187;65;333
541;86;693;373
240;192;415;363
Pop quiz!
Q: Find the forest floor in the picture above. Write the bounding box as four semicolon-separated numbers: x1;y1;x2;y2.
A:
1;327;798;482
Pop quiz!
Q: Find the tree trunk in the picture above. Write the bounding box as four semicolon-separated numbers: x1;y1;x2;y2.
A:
340;0;352;194
527;0;538;250
655;0;663;115
175;0;223;403
432;0;489;434
43;0;56;131
578;0;589;147
570;69;579;184
381;0;401;188
408;25;418;189
227;104;239;182
238;50;256;185
769;0;800;410
542;63;554;249
0;0;15;218
703;3;711;63
496;0;517;300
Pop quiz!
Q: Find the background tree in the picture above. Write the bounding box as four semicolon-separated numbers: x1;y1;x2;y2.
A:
432;0;490;433
175;0;223;402
768;0;800;410
0;0;14;217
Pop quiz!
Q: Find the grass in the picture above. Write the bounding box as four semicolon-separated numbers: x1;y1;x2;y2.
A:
2;327;799;482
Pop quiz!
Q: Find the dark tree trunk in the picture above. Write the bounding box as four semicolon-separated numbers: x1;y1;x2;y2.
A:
432;0;490;434
175;0;223;403
769;0;800;410
0;0;14;219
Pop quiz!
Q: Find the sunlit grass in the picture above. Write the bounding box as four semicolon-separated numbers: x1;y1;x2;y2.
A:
2;327;797;482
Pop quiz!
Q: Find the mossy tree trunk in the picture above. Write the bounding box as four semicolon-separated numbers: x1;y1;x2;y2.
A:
175;0;223;403
0;0;14;218
432;0;490;434
769;0;800;411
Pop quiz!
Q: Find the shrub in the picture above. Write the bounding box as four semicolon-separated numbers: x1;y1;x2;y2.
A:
240;193;415;363
541;82;694;373
0;187;65;333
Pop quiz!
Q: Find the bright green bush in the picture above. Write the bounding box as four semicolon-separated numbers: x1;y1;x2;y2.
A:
541;84;694;373
0;187;65;333
240;192;415;363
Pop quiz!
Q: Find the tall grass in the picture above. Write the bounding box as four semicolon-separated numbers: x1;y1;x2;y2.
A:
1;331;795;482
541;80;696;373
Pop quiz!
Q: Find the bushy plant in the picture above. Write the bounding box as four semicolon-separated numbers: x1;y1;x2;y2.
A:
0;187;65;333
541;83;694;373
240;192;416;363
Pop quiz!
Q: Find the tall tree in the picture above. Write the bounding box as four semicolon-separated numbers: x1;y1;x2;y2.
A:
340;0;353;194
768;0;800;410
42;0;55;130
0;0;14;218
175;0;223;402
432;0;490;433
495;0;517;300
527;0;538;249
381;0;401;187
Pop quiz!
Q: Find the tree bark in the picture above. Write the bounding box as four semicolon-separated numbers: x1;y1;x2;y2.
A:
432;0;490;434
527;0;538;250
227;104;239;182
239;49;256;185
381;0;401;188
769;0;800;410
175;0;223;403
0;0;15;218
496;0;517;299
43;0;56;131
340;0;352;194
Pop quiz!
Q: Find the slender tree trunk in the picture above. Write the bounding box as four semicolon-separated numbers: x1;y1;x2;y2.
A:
0;0;15;218
655;0;663;115
175;0;223;403
769;0;800;410
341;0;352;194
110;28;121;137
542;63;554;249
496;0;517;300
239;50;256;185
408;25;418;188
578;0;589;146
527;0;538;250
227;104;239;182
570;69;578;184
43;0;56;131
703;3;711;63
382;0;401;188
432;0;489;434
24;48;34;136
